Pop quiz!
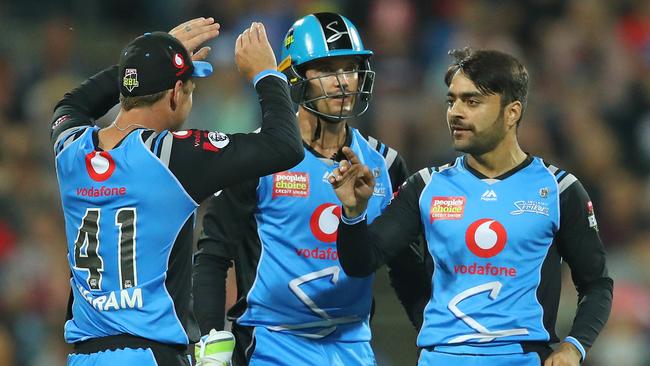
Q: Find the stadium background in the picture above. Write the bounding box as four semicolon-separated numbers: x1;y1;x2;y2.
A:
0;0;648;365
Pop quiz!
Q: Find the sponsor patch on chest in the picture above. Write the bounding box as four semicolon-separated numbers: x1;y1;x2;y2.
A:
430;196;466;221
272;172;309;198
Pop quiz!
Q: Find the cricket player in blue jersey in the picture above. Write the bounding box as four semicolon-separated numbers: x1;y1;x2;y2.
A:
330;48;613;366
51;18;304;366
193;13;428;366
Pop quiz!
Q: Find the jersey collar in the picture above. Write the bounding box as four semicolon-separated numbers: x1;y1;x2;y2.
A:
463;154;534;181
92;127;146;151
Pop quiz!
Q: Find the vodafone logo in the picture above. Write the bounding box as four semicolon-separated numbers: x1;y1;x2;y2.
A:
173;53;185;69
465;218;507;258
85;151;116;182
310;203;341;243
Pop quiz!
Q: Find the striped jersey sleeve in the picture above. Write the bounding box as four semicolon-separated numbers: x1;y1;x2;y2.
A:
545;161;613;353
364;135;409;193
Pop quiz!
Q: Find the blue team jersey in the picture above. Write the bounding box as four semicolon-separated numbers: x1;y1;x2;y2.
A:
237;128;393;341
55;127;198;344
417;156;559;348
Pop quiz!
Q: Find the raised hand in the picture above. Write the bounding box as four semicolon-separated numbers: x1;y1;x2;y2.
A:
329;147;375;218
235;22;277;82
169;17;220;61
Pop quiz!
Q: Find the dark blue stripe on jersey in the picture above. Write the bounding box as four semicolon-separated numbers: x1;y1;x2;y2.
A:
152;132;166;156
554;169;565;177
556;171;568;181
374;142;382;153
141;130;155;143
56;139;66;154
378;144;386;156
149;134;159;153
56;129;83;154
155;134;167;157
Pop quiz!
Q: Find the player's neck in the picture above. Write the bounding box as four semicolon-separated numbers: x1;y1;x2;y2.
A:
99;109;167;150
299;108;347;157
466;137;527;178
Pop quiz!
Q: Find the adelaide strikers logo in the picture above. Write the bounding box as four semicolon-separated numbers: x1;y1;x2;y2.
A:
85;151;116;182
310;203;342;243
325;21;348;43
465;218;507;258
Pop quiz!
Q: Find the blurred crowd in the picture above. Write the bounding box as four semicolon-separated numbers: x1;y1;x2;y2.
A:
0;0;648;365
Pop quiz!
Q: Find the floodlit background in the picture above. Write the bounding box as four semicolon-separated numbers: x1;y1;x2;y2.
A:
0;0;648;365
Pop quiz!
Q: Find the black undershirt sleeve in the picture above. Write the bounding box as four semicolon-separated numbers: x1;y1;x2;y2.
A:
169;75;303;203
386;154;409;191
192;180;258;333
337;172;425;277
555;180;613;350
384;156;430;329
50;65;119;145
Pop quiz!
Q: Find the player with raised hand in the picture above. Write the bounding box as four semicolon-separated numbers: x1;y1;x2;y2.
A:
51;18;302;366
330;48;613;366
193;12;428;366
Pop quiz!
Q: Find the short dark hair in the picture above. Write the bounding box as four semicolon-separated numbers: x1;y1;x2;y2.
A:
119;82;193;111
445;48;529;119
119;90;168;111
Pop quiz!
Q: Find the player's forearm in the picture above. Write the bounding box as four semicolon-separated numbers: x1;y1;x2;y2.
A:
51;65;120;143
338;171;427;277
251;72;304;171
192;251;231;333
568;276;613;351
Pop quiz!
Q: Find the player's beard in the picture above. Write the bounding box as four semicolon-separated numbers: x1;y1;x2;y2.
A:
450;108;507;156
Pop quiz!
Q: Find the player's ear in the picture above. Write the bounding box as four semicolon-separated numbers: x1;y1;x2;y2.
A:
505;100;522;128
170;80;185;111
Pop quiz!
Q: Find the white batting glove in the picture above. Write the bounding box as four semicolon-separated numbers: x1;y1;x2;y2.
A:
195;329;235;366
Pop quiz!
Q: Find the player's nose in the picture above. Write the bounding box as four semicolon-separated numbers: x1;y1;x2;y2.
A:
447;100;465;120
334;71;350;90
